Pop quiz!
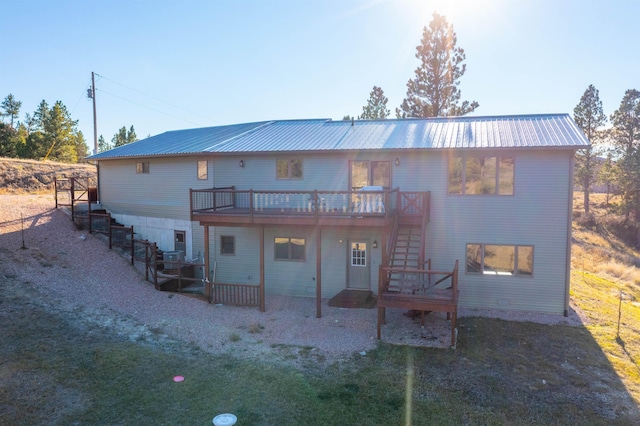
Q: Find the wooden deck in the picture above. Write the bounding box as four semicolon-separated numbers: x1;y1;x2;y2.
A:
190;187;428;227
377;261;459;347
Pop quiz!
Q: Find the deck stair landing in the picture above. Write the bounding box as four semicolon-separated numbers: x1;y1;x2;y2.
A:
328;289;376;309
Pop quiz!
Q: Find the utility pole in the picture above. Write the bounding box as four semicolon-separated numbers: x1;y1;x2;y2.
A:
88;72;98;155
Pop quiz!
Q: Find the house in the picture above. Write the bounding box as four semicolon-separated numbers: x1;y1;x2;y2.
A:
87;114;589;324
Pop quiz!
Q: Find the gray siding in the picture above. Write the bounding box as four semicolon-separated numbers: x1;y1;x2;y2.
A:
424;150;572;313
207;225;383;299
99;149;574;313
99;156;214;220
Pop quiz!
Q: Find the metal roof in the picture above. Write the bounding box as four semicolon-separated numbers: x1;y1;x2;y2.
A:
87;114;589;160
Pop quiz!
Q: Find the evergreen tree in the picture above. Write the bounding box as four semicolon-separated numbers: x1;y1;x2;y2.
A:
33;100;50;130
0;122;20;157
23;113;36;136
1;94;22;128
397;13;478;118
43;101;79;162
112;125;138;147
610;89;640;223
97;135;112;153
74;131;89;160
573;84;606;215
360;86;390;120
127;125;137;144
599;152;616;205
610;89;640;155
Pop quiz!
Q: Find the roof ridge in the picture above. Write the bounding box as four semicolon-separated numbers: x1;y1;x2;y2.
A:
203;120;276;152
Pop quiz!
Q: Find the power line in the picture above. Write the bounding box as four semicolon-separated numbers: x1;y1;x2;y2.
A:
96;88;205;127
95;73;220;125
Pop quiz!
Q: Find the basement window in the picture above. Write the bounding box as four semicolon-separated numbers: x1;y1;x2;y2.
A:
136;161;149;174
466;244;533;276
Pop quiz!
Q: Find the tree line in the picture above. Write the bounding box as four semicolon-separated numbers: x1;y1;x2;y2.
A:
0;94;138;163
573;86;640;227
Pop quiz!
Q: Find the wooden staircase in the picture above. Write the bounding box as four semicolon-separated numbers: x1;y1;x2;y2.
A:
377;191;460;348
388;225;422;287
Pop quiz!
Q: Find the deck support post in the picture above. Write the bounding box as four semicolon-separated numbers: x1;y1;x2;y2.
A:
260;226;265;312
316;227;322;318
204;224;211;301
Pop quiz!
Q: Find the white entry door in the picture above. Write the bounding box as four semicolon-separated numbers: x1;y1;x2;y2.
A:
347;240;370;290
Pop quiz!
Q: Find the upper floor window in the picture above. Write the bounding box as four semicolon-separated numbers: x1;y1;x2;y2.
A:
466;243;533;276
350;160;390;190
277;159;303;179
448;156;514;195
136;161;149;174
197;160;208;180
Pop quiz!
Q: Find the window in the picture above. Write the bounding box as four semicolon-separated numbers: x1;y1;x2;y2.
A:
276;159;303;179
174;230;186;253
274;237;305;261
448;156;513;195
197;160;208;180
136;161;149;174
466;244;533;276
351;242;367;266
350;160;390;190
220;236;235;255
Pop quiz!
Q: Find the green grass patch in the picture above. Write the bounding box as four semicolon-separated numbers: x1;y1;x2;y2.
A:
2;282;637;425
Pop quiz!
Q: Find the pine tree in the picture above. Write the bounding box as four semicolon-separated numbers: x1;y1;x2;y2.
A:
397;12;478;118
0;122;19;157
1;94;22;128
573;84;606;215
43;101;79;162
112;125;138;147
360;86;390;120
97;135;111;153
610;89;640;155
610;89;640;223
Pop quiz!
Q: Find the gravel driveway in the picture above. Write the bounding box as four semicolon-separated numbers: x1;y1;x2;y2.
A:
0;194;585;367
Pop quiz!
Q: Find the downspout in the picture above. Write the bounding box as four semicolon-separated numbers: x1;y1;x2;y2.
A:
96;161;101;203
564;151;576;317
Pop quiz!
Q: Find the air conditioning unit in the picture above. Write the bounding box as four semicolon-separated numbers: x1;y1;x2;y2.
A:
163;251;185;270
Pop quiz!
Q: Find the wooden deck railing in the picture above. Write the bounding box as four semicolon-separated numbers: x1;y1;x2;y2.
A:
190;188;422;220
211;282;262;308
377;260;459;347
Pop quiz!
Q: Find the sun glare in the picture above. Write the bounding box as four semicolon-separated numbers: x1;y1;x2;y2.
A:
404;0;497;27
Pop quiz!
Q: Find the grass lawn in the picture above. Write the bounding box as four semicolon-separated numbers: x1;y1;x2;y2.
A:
1;276;638;425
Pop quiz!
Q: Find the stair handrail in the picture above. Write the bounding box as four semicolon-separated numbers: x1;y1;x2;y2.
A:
418;191;430;267
385;212;400;267
452;259;459;302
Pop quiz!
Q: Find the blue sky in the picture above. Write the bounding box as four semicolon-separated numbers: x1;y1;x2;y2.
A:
1;0;638;152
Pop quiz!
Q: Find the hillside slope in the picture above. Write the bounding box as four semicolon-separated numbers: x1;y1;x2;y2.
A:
0;158;96;193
